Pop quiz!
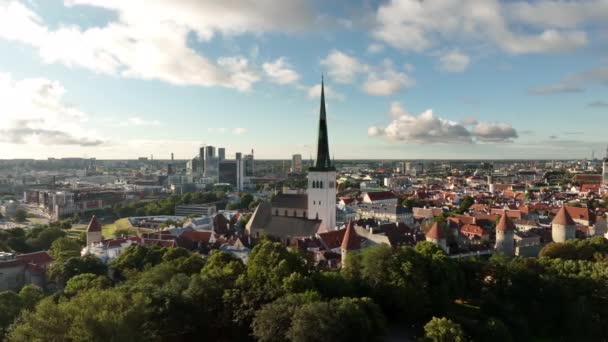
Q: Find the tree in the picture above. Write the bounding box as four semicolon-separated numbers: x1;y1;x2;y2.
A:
14;210;27;223
8;289;152;342
287;297;386;342
111;245;165;277
424;317;465;342
0;291;22;337
31;227;66;251
64;273;111;296
18;285;45;310
49;255;107;283
252;292;321;342
49;237;81;260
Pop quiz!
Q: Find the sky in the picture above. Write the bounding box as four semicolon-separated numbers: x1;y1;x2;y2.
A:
0;0;607;160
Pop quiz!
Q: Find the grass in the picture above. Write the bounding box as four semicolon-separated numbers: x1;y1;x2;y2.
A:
27;217;48;224
103;218;136;238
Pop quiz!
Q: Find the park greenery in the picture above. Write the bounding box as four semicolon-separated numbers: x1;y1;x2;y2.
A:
0;235;608;340
112;191;226;218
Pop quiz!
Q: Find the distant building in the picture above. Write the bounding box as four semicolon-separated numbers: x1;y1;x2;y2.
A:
218;148;226;162
0;251;53;291
603;145;608;184
219;160;238;187
291;154;303;173
175;204;217;217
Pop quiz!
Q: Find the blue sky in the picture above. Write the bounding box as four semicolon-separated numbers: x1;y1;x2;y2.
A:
0;0;606;160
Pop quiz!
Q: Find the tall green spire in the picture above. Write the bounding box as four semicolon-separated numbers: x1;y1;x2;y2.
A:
311;76;335;171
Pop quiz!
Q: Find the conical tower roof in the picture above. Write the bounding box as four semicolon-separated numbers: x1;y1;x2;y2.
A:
310;76;335;171
341;222;361;250
426;221;445;239
496;211;516;232
553;206;575;226
87;215;102;233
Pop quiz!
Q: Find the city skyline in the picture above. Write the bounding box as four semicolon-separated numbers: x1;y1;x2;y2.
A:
1;0;607;160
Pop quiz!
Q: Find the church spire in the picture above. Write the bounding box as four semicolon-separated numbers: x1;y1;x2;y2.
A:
311;75;335;171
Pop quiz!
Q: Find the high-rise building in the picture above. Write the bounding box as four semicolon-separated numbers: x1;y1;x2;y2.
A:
244;153;255;177
291;154;303;173
219;160;237;187
603;144;608;185
307;78;337;233
218;148;226;161
198;147;205;175
204;146;219;179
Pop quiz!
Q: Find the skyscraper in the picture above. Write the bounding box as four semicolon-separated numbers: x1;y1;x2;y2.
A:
218;148;226;161
291;154;303;173
307;77;337;232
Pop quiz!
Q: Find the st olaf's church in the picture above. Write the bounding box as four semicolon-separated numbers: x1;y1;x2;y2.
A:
246;78;337;241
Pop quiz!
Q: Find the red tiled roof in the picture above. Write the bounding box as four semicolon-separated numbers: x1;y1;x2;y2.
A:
341;222;361;250
16;251;53;265
496;212;516;232
452;214;476;225
490;209;522;220
565;206;595;223
87;215;102;233
365;191;398;201
319;228;347;250
426;222;445;239
552;206;575;226
181;230;213;243
461;224;486;236
580;184;600;193
469;204;488;212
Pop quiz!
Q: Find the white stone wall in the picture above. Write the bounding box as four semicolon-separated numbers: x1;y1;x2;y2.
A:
495;230;515;256
308;171;337;232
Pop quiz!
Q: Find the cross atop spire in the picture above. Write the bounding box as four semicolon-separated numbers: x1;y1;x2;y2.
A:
310;76;335;171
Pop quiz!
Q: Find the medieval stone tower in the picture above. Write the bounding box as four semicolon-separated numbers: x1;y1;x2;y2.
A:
86;215;103;246
495;211;515;256
552;206;576;243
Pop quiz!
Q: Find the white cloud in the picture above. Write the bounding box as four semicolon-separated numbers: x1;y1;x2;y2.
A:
363;60;414;96
0;0;314;90
320;50;414;96
232;127;248;135
506;0;608;29
529;64;608;95
472;122;518;142
263;57;300;84
307;84;345;101
0;72;102;146
321;50;368;83
367;43;385;54
439;50;470;73
369;102;518;144
123;117;160;126
373;0;588;54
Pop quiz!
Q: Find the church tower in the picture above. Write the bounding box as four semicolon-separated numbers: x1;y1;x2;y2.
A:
307;77;337;232
86;215;103;246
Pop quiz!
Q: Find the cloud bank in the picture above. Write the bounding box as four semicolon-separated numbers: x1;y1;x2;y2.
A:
368;102;518;144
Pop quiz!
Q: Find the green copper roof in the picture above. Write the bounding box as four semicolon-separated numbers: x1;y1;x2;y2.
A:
310;77;335;172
